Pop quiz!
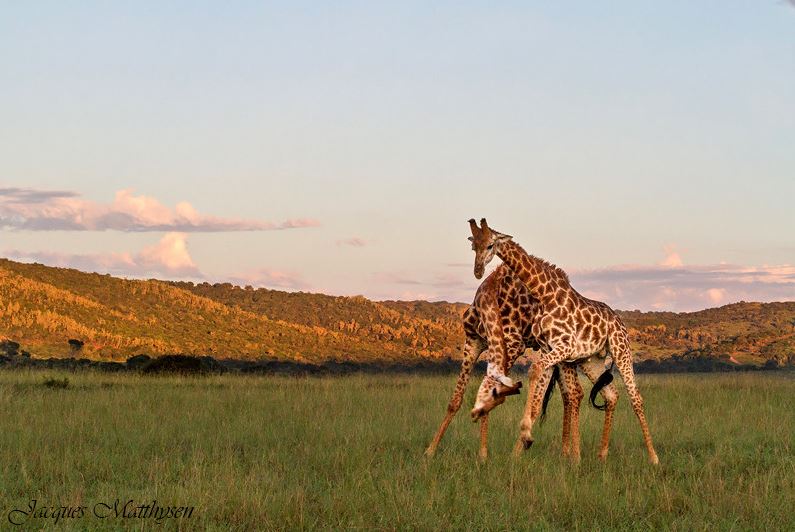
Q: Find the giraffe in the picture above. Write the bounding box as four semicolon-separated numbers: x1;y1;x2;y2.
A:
468;218;659;464
424;263;618;462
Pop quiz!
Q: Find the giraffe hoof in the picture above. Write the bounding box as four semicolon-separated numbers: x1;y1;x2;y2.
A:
522;438;534;450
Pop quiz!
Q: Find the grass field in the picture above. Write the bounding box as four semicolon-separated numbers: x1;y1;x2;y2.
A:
0;370;793;530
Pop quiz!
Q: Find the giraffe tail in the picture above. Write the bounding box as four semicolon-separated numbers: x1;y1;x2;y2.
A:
539;365;560;423
589;356;615;411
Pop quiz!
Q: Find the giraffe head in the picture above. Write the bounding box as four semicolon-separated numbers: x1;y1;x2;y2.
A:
471;375;522;420
468;218;512;279
471;376;506;420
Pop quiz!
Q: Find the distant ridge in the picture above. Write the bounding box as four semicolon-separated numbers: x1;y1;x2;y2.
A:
1;258;794;367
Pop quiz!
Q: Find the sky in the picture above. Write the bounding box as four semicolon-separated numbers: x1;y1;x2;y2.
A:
1;1;794;311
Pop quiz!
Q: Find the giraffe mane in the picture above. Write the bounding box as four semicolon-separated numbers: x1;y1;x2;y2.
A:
508;239;570;285
529;255;570;284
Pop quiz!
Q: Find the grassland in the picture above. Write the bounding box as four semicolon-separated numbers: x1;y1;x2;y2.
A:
0;371;793;531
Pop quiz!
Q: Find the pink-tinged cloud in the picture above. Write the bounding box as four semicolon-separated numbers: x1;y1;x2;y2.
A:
372;272;423;285
0;187;319;232
4;232;202;278
366;270;477;302
4;233;311;291
569;258;795;312
225;269;309;291
370;249;795;310
336;237;368;247
659;245;683;268
137;233;198;275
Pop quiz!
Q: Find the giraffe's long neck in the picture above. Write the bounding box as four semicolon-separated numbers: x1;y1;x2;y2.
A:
496;240;560;302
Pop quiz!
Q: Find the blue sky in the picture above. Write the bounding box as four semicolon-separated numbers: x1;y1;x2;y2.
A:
1;1;794;310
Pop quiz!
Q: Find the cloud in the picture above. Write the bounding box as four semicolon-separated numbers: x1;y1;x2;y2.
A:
137;233;199;276
0;187;79;203
336;237;368;247
4;232;201;278
570;253;795;312
372;272;423;285
4;233;308;291
365;269;478;303
430;273;468;288
369;248;795;310
226;269;309;291
0;187;319;232
659;245;683;268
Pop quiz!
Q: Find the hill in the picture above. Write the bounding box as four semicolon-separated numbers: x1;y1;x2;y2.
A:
1;258;794;367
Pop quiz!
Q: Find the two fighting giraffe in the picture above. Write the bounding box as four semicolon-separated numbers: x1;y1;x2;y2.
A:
425;264;619;463
469;218;658;464
425;218;658;464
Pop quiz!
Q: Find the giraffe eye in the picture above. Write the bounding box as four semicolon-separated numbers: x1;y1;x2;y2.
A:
487;244;494;250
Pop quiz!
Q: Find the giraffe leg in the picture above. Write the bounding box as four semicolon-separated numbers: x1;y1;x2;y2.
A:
471;332;524;419
559;369;572;457
481;298;515;389
560;364;583;464
611;335;659;465
580;357;618;462
425;333;484;457
514;347;571;455
478;415;489;462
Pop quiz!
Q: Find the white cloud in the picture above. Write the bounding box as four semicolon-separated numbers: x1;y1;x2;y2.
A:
4;232;201;278
226;268;309;291
0;187;319;232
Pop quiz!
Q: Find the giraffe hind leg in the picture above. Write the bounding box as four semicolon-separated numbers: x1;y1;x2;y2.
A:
611;337;659;465
580;358;618;462
560;363;583;464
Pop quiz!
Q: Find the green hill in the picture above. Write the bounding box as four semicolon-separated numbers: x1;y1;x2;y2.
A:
1;258;793;366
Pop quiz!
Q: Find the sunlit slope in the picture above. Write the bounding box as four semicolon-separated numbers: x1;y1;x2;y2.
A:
1;258;793;365
0;259;436;362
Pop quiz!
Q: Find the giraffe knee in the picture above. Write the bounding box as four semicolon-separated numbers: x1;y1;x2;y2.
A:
603;388;618;409
571;386;584;404
448;398;463;413
630;394;644;411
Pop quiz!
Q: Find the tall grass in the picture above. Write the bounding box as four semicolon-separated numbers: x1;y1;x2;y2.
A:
0;371;792;530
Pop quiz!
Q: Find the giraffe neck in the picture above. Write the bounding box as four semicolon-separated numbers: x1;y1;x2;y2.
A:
496;240;566;302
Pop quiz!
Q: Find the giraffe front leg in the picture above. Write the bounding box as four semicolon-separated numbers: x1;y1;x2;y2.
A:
425;334;483;457
513;357;554;455
513;348;570;456
471;336;525;420
478;415;489;462
481;303;515;390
